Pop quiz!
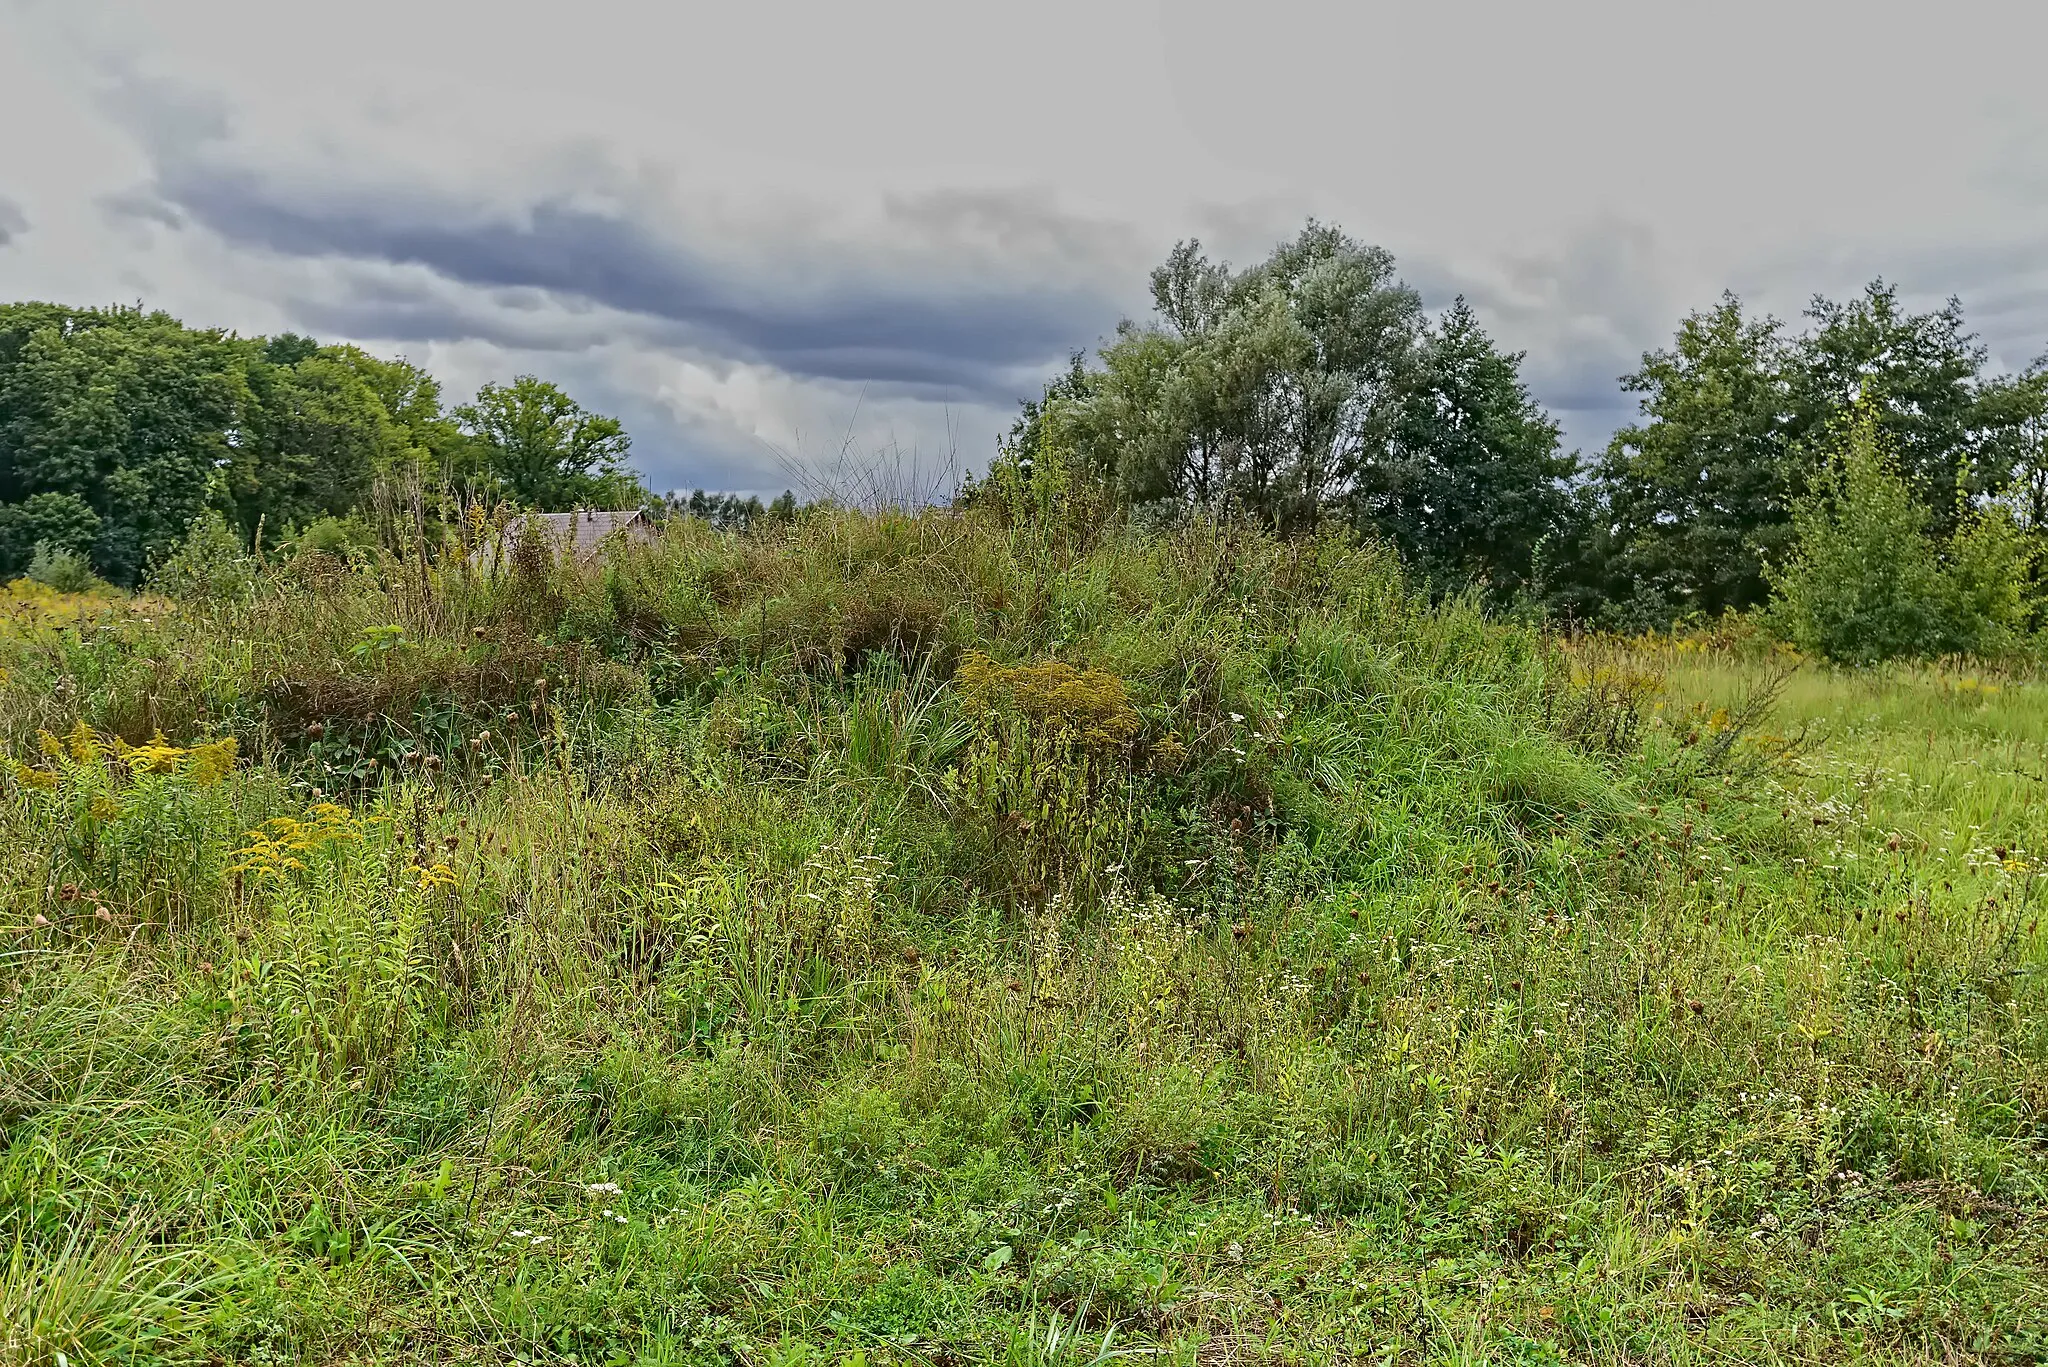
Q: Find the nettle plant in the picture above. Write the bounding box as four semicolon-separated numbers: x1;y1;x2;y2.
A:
6;721;240;923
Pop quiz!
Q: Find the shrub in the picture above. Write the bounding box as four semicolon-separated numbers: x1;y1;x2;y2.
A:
24;542;106;595
0;491;102;578
291;514;379;565
950;652;1143;904
149;511;258;605
1767;410;2038;664
1943;504;2037;656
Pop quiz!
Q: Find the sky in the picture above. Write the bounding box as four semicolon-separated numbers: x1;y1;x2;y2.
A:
3;0;2046;496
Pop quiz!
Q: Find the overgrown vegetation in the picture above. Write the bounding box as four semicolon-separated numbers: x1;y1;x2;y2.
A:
1007;231;2048;658
8;223;2047;664
1767;409;2037;664
0;305;649;584
3;494;2044;1364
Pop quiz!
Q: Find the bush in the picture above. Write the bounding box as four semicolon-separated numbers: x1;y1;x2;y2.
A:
1767;411;2037;664
25;542;107;595
149;512;259;605
5;722;242;923
292;514;379;564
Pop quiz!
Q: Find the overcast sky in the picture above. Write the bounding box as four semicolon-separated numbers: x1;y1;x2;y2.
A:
3;0;2046;495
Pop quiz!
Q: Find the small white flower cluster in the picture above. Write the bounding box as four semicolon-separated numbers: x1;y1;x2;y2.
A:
585;1181;629;1226
507;1228;550;1247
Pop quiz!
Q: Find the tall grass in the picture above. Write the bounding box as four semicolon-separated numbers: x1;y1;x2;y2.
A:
0;509;2043;1364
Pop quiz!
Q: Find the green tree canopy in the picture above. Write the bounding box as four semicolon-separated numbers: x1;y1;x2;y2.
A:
1768;407;2035;663
455;376;643;510
1594;294;1795;621
1362;298;1573;602
1590;282;2040;626
0;302;650;578
0;304;249;582
1790;281;2001;534
229;348;403;541
1055;223;1424;533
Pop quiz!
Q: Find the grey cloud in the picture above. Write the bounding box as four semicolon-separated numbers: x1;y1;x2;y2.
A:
0;196;28;246
599;391;791;496
1733;236;2048;377
98;187;185;231
1406;220;1686;457
76;70;1140;491
513;352;1003;497
116;150;1134;406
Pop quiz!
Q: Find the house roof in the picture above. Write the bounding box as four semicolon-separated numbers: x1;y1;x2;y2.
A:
477;509;654;566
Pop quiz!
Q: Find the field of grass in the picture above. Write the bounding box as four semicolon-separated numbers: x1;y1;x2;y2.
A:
1;509;2044;1365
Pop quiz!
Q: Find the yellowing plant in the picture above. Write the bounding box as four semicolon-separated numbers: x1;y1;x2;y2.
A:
10;721;238;795
6;722;243;922
410;860;459;892
0;577;119;634
952;653;1142;904
229;803;380;885
230;800;460;902
955;652;1140;752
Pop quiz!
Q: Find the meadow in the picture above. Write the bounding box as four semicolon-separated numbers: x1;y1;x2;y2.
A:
1;504;2043;1365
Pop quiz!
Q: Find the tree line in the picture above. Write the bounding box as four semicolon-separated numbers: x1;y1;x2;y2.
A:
1002;223;2048;656
0;303;647;583
7;222;2046;662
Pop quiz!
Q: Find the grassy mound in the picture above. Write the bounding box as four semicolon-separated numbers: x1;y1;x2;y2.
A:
1;510;2044;1364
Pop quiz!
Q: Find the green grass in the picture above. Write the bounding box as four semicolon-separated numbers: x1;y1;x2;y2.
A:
0;512;2044;1365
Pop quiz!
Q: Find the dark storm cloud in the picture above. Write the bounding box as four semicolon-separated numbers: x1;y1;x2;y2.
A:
0;196;28;246
113;148;1134;404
